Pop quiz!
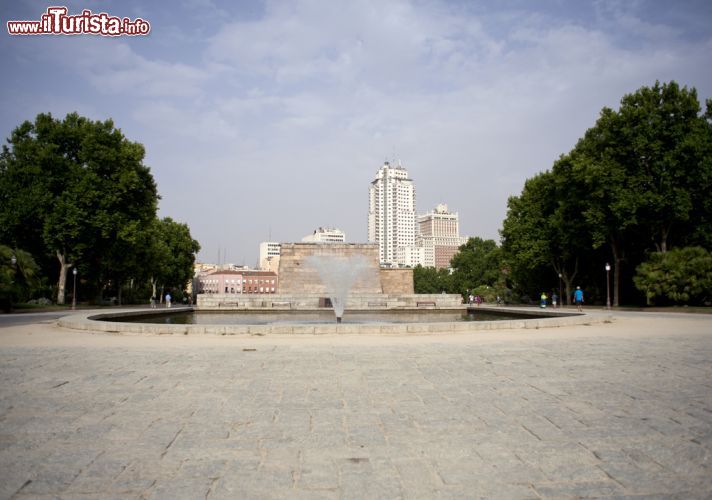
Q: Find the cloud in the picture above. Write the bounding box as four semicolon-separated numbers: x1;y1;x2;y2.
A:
2;0;711;263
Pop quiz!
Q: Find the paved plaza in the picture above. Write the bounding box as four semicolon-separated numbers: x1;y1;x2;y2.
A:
0;311;711;499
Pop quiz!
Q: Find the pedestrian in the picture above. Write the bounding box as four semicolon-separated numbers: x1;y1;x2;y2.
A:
150;295;156;309
540;292;547;308
551;292;558;308
165;292;172;308
468;294;474;305
573;286;584;312
474;295;482;307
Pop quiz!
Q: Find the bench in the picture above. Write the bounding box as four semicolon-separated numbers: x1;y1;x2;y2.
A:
367;301;387;307
416;301;436;307
218;301;239;308
272;301;291;308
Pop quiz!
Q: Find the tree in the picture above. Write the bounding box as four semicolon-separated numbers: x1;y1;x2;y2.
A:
633;247;712;305
154;217;201;296
413;265;452;294
0;245;40;311
0;113;159;303
573;82;712;305
450;237;503;296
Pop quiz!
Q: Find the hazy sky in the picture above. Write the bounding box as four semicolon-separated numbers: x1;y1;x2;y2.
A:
2;0;711;266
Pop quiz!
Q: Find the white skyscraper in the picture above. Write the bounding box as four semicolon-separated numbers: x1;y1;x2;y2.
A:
368;161;417;266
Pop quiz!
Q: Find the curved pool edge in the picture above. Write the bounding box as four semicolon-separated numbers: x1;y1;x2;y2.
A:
57;306;612;336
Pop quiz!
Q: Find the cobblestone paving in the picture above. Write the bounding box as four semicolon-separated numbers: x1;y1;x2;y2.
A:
1;324;711;498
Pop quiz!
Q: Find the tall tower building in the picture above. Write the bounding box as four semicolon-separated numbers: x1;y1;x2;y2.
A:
417;204;468;269
368;161;417;266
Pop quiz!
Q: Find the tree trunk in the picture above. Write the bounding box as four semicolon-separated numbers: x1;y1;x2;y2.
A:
56;250;72;305
610;239;623;307
553;258;578;306
151;278;157;301
657;224;670;254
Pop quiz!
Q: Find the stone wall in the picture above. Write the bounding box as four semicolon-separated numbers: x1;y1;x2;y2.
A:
278;243;382;295
197;293;463;309
380;268;414;294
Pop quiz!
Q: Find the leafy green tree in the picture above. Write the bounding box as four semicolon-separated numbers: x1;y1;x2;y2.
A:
155;217;201;295
0;113;159;304
572;81;712;305
450;237;503;296
501;164;593;304
0;245;40;311
413;265;453;294
633;247;712;305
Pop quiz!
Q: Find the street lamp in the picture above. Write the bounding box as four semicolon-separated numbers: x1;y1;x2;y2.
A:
72;267;78;310
605;263;611;310
558;273;563;308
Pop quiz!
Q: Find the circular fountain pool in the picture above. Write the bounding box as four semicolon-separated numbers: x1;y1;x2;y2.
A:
58;306;607;335
103;308;544;325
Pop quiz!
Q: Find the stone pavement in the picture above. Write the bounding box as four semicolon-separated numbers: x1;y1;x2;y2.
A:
0;313;711;499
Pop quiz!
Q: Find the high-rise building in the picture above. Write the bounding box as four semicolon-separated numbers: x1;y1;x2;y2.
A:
301;227;346;243
416;204;468;269
368;161;417;266
258;242;281;272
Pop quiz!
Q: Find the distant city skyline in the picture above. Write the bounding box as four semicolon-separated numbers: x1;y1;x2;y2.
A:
2;1;711;265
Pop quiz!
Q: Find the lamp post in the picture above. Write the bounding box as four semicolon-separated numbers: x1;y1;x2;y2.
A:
72;267;78;310
558;273;562;308
605;263;611;310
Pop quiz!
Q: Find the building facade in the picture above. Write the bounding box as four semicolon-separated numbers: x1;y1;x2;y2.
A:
196;269;278;295
368;161;417;266
259;242;281;272
416;204;468;269
301;227;346;243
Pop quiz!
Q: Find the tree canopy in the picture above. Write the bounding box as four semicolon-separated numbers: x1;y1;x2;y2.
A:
501;81;712;306
0;112;200;305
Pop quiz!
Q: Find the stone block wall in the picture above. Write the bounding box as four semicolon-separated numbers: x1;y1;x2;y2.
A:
278;243;382;294
197;293;463;310
380;268;414;294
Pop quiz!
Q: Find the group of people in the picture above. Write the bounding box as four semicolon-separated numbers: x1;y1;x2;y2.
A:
540;286;585;311
150;292;172;308
467;293;504;306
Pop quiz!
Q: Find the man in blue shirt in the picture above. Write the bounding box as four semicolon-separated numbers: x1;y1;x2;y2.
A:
574;286;584;312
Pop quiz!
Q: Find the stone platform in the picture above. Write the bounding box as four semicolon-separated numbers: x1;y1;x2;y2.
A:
2;311;711;498
197;293;462;310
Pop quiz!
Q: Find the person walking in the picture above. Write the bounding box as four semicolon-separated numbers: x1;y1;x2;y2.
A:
551;292;558;308
150;295;156;309
573;286;584;312
165;292;172;308
540;292;548;308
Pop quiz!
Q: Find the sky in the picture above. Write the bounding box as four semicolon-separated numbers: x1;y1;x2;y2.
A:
2;0;711;266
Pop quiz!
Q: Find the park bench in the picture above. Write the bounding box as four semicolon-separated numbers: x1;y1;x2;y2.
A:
416;301;436;307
